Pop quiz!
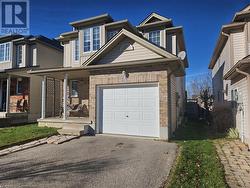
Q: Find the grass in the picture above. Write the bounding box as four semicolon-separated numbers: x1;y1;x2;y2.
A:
167;120;228;188
0;124;58;149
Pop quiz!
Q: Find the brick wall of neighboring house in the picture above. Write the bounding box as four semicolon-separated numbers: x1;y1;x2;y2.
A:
9;77;29;113
89;66;169;129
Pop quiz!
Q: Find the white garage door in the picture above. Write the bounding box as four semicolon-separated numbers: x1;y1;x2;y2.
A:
99;84;159;137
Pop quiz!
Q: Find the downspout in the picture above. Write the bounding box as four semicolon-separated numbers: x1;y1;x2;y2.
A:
235;68;250;144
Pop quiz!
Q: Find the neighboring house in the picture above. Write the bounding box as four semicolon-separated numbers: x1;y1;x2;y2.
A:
209;5;250;146
29;13;188;140
0;35;63;124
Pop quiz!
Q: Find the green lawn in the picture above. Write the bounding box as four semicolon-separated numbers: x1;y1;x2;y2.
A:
167;120;228;188
0;124;58;149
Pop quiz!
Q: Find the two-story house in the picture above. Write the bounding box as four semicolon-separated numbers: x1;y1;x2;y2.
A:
0;35;63;125
29;13;188;140
209;5;250;147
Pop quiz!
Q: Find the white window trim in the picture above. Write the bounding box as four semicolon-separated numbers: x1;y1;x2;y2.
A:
148;30;161;46
72;39;79;63
83;26;100;53
70;80;78;97
0;42;11;63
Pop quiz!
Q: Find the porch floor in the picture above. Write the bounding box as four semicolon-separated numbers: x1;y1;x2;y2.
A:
38;116;91;124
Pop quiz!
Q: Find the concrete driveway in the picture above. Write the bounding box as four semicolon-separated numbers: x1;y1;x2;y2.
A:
0;135;177;188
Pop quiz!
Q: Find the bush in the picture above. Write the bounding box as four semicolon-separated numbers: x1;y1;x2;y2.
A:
212;105;234;133
226;128;239;139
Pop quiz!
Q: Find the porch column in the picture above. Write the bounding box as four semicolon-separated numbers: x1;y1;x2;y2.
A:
41;75;47;119
63;74;68;120
6;75;11;113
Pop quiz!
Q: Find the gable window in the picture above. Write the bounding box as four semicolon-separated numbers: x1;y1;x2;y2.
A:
149;30;160;46
71;80;78;97
16;45;22;65
107;30;118;41
16;78;22;94
74;39;79;61
83;26;100;52
0;42;10;62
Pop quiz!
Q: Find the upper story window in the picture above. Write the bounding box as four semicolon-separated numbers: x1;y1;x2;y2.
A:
16;45;22;65
74;39;79;61
83;26;100;52
0;42;10;62
149;30;160;46
107;30;118;41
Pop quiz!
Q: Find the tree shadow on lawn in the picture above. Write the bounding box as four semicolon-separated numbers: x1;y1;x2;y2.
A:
0;157;121;182
172;119;226;142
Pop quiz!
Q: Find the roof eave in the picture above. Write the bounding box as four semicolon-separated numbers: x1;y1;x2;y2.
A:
136;20;173;30
70;14;113;28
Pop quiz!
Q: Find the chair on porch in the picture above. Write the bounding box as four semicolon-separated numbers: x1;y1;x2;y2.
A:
69;99;89;117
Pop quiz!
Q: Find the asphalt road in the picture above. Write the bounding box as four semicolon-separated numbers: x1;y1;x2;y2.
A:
0;135;177;188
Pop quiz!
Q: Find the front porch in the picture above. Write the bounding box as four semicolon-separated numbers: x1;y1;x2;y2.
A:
0;73;29;125
32;68;93;135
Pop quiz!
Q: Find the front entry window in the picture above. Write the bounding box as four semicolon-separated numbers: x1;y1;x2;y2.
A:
71;80;78;97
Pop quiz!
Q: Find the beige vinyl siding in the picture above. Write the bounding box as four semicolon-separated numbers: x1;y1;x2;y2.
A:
212;39;232;104
231;78;249;144
36;43;62;69
63;41;71;67
97;38;162;64
169;74;177;134
232;31;247;64
28;75;42;122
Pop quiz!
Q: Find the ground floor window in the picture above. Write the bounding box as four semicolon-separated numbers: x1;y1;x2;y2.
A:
16;78;23;94
71;80;78;97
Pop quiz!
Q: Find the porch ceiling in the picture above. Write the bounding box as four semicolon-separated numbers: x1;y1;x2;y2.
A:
224;56;250;80
27;67;89;80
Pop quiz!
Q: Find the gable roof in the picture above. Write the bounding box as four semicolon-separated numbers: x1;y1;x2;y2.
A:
233;4;250;22
139;12;171;26
83;29;178;66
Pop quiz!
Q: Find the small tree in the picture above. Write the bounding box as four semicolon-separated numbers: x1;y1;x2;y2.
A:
188;73;213;122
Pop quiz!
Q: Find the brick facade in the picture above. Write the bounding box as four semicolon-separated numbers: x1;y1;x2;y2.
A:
9;77;29;113
89;66;169;129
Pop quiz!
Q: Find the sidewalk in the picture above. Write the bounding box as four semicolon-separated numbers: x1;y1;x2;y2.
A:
0;135;79;157
215;139;250;188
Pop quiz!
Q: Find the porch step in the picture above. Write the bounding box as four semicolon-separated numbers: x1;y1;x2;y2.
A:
57;128;85;136
57;124;93;136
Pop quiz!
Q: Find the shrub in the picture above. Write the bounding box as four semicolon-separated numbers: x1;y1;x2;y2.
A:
226;128;239;139
212;105;234;133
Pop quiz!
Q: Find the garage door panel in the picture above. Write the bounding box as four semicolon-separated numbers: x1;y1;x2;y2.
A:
100;84;159;137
